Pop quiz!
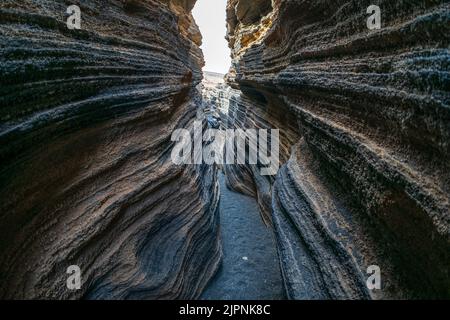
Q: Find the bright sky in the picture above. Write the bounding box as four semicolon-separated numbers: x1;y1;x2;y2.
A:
192;0;231;74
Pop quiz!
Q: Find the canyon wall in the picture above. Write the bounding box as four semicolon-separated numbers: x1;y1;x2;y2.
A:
0;0;221;299
223;0;450;299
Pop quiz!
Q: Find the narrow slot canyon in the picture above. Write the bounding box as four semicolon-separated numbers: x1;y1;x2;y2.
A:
201;171;284;300
0;0;449;301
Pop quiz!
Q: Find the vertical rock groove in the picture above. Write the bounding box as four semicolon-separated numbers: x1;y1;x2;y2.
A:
1;0;449;301
0;0;221;299
222;0;449;299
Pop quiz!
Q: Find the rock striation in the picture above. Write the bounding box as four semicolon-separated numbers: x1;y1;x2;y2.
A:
223;0;450;299
1;0;449;301
0;0;221;299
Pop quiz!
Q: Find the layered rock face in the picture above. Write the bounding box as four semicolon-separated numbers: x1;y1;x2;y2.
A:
0;0;221;299
224;0;450;299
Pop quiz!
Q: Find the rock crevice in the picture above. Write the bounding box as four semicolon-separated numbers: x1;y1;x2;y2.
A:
221;0;450;299
0;0;221;299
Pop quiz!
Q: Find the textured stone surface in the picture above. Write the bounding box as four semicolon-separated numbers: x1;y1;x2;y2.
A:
0;0;221;299
224;0;450;299
1;0;449;301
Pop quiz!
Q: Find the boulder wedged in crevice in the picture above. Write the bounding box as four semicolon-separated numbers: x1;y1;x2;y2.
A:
224;0;450;299
0;0;221;299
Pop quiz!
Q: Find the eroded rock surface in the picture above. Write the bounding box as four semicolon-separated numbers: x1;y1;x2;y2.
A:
0;0;221;299
223;0;450;299
1;0;449;301
201;172;284;300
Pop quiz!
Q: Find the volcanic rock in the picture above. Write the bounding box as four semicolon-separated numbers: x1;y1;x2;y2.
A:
0;0;221;299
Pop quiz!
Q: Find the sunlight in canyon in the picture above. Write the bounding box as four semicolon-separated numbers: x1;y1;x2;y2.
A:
192;0;231;74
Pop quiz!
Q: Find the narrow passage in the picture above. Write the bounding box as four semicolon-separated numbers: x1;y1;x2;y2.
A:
201;172;285;300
